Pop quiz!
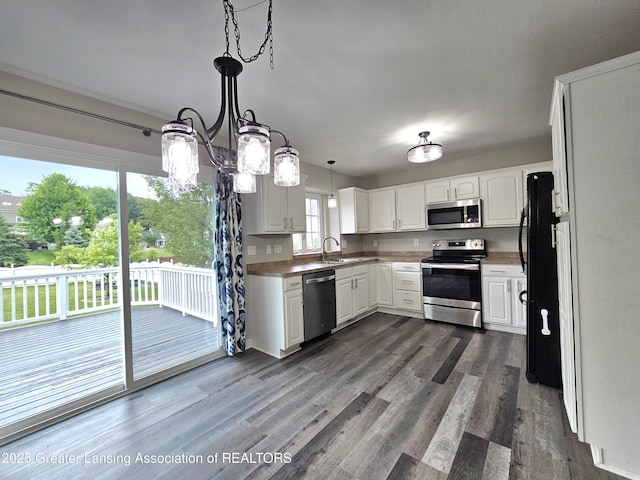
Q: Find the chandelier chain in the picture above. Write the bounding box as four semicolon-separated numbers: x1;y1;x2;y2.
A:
223;0;274;69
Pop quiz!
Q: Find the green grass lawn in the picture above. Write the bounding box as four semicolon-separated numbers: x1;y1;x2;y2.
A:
26;249;56;265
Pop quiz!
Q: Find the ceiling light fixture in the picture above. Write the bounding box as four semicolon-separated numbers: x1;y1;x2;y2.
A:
407;131;443;163
327;160;337;209
160;0;300;193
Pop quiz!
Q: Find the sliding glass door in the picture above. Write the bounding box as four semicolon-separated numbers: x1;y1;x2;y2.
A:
0;155;125;439
126;172;219;380
0;147;221;444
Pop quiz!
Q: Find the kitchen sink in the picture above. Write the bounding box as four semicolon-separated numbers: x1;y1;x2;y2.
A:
317;259;347;264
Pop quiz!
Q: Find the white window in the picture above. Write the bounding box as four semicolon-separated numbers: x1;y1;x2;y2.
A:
293;194;323;254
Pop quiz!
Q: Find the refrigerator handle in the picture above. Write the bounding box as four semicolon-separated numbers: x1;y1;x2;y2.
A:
541;308;551;336
518;207;527;274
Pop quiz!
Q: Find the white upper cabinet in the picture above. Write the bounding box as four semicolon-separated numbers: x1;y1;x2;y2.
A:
479;167;523;227
425;175;479;204
338;187;370;234
370;183;425;233
369;188;397;232
244;175;306;234
396;184;426;230
550;80;570;217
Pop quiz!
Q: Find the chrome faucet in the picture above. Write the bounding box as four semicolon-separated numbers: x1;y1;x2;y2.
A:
321;236;340;262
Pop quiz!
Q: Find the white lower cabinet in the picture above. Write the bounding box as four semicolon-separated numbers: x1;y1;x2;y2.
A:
375;262;394;307
392;262;422;312
247;275;304;358
481;264;527;334
335;264;370;326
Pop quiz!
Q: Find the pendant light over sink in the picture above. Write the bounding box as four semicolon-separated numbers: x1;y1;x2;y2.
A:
327;160;337;208
407;131;443;163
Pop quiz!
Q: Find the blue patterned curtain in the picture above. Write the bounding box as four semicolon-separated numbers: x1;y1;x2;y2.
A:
214;170;246;356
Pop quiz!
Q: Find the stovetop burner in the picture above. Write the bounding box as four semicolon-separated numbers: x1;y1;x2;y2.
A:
423;238;487;264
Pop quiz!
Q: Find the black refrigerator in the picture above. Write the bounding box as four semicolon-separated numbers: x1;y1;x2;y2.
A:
518;172;562;389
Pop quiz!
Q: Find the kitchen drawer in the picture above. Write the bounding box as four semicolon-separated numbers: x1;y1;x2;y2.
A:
335;267;353;281
393;271;421;292
482;264;524;277
393;262;420;272
283;275;303;291
395;290;422;311
352;264;369;276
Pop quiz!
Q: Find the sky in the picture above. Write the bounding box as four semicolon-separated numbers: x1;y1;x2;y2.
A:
1;155;157;199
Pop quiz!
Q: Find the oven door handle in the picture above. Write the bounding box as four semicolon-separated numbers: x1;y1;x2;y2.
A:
422;263;480;271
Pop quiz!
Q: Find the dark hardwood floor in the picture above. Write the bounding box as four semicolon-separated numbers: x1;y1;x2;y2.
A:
0;312;625;479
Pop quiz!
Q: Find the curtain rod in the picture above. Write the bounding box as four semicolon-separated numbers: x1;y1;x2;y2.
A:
0;88;163;137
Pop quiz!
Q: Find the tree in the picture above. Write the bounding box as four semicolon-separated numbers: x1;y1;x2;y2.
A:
0;216;29;267
82;217;145;267
144;177;214;267
18;173;97;247
84;186;117;221
64;226;89;247
53;217;145;267
127;194;156;228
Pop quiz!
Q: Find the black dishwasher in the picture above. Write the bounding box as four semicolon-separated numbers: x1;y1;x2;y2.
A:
302;269;336;342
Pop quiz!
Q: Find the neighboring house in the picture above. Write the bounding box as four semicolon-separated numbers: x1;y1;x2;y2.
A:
0;194;27;235
141;228;166;248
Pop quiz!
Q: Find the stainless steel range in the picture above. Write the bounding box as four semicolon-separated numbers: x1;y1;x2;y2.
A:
421;238;486;328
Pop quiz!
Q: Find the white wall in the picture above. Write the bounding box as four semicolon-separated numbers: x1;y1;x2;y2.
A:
360;137;551;189
359;227;520;254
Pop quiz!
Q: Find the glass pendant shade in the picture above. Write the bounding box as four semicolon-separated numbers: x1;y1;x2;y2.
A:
407;131;443;163
161;123;199;186
273;146;300;186
237;125;271;175
233;171;256;194
327;193;337;209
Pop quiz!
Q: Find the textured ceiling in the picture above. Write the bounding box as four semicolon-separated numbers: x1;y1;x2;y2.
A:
1;0;640;176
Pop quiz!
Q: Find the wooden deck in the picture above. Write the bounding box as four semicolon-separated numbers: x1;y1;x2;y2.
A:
0;306;218;428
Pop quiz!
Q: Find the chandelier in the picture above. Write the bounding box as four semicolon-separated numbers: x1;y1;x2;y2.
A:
407;131;443;163
161;0;300;193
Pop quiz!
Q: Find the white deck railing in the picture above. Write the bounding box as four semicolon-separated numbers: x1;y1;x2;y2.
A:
0;263;217;329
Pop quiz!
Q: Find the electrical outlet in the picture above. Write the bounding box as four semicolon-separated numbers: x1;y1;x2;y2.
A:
274;244;282;254
373;239;378;247
247;245;256;256
342;239;348;249
266;245;272;254
413;239;420;246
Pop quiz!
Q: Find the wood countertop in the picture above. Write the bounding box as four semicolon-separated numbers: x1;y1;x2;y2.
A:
247;252;429;277
481;252;522;265
247;251;524;277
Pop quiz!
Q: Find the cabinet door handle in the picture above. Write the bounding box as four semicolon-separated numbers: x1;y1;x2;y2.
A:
454;187;457;199
551;225;557;248
447;188;450;200
283;218;287;229
392;220;396;229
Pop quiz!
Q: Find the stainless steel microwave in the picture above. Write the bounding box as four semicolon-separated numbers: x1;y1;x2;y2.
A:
426;198;482;229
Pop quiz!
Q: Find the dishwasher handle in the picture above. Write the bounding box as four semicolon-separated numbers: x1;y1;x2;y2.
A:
305;274;336;285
